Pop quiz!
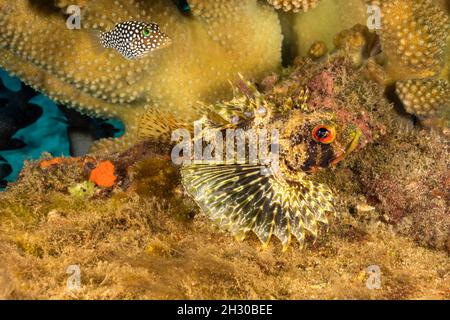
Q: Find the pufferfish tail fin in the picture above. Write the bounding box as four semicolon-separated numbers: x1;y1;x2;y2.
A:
87;29;108;55
181;163;336;250
137;108;193;142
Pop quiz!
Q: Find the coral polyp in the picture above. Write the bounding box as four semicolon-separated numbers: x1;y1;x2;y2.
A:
267;0;321;12
364;0;450;132
396;79;450;130
375;0;449;80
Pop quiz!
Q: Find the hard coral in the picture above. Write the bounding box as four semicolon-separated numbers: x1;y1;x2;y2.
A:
308;41;328;59
333;24;377;67
278;0;449;132
0;0;282;154
396;78;450;132
374;0;449;80
267;0;321;12
287;0;367;57
368;0;450;132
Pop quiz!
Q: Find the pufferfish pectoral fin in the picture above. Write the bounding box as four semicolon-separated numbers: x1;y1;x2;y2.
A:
181;163;336;249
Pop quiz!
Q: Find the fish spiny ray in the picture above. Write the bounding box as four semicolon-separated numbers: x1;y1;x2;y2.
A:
137;108;193;142
181;163;336;249
176;57;392;249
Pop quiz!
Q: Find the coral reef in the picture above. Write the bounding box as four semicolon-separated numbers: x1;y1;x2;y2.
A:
0;0;448;300
282;0;449;132
396;78;450;131
174;55;392;248
0;138;448;299
0;55;448;299
267;0;321;12
0;0;282;154
253;55;447;254
354;129;450;252
373;0;449;81
286;0;368;58
2;0;446;146
368;0;450;132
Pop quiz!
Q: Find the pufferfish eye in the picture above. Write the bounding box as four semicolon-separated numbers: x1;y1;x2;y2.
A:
142;28;152;37
312;125;336;144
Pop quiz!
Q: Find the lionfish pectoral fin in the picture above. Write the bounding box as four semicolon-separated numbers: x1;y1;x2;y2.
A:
137;108;192;142
181;163;337;249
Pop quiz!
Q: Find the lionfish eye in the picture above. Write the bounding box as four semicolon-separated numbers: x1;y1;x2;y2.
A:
142;28;152;37
312;125;336;144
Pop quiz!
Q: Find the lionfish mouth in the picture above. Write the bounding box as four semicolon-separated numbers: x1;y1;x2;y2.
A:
330;127;362;166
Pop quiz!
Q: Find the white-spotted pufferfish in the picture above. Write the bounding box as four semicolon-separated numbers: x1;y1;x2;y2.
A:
99;21;172;60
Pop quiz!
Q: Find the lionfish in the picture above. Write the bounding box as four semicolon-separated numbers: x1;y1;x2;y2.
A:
139;74;362;250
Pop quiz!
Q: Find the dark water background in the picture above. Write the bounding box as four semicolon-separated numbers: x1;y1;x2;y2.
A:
0;68;124;189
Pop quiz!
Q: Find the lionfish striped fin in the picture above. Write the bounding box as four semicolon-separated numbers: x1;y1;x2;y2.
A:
181;163;336;250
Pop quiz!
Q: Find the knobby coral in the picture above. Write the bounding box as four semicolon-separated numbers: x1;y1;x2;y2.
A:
0;0;282;154
373;0;449;81
286;0;368;58
368;0;450;132
396;79;450;130
267;0;321;12
280;0;449;132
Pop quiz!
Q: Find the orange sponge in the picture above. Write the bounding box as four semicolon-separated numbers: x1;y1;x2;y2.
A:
89;161;117;188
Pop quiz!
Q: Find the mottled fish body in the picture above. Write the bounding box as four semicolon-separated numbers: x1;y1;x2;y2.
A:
139;77;363;250
99;21;171;60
